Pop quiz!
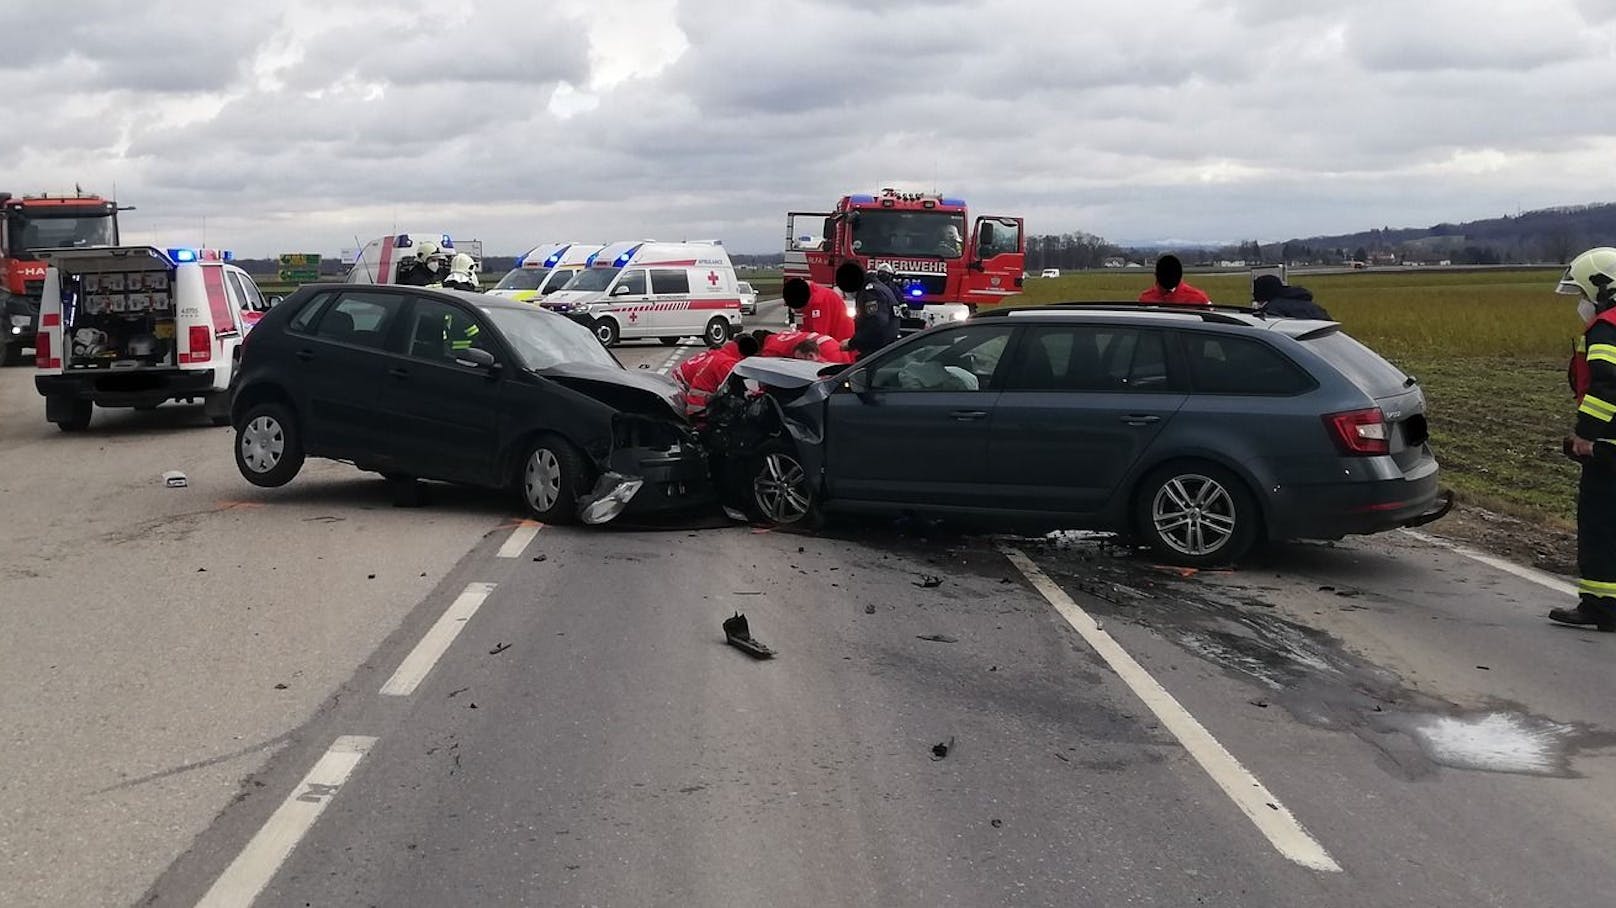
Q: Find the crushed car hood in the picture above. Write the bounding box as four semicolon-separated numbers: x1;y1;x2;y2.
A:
540;362;686;420
730;357;839;389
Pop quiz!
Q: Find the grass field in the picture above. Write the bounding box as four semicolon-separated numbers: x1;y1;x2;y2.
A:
1005;268;1583;525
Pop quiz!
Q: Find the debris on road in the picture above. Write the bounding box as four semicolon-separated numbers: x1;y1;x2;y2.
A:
913;575;943;588
162;470;188;488
489;643;511;656
448;687;469;699
1054;752;1070;762
273;683;288;690
367;574;376;580
916;634;959;644
864;604;877;615
722;612;774;659
734;591;763;596
1249;699;1270;709
532;554;548;563
930;737;954;760
991;818;1003;828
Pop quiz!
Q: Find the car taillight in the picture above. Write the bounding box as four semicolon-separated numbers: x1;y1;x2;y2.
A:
35;333;49;368
190;325;212;362
1324;408;1389;456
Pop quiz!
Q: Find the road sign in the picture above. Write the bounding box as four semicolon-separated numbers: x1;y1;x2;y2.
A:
277;253;323;283
277;269;320;282
278;253;322;267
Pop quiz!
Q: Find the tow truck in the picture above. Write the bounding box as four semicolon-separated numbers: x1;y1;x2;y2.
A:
784;189;1026;326
0;191;122;365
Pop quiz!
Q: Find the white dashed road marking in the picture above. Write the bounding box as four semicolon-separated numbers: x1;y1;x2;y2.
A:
656;341;698;375
379;582;498;697
1001;546;1343;873
194;735;378;908
1401;529;1577;597
497;520;542;559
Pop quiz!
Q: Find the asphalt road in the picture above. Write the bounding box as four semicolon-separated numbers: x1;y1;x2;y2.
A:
5;292;1616;906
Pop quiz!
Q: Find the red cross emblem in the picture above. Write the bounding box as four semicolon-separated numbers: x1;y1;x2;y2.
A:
627;310;639;323
707;270;720;287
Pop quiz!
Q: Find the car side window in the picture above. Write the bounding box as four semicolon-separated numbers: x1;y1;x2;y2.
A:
288;293;333;333
1006;326;1169;392
650;269;690;294
614;270;648;296
1182;333;1313;395
406;298;488;365
310;291;401;350
868;326;1015;392
232;270;268;311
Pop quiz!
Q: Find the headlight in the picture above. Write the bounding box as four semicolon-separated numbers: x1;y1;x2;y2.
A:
10;315;32;327
951;310;968;321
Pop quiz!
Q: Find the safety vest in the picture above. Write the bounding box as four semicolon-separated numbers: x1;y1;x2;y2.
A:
1568;308;1616;402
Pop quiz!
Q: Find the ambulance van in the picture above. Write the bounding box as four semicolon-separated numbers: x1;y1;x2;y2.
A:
33;246;261;431
541;240;744;348
488;243;603;303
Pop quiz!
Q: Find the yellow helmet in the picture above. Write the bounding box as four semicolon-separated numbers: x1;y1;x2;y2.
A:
1556;247;1616;303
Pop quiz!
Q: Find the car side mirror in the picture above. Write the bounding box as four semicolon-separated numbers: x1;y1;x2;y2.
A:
266;296;283;307
454;347;498;371
611;284;633;297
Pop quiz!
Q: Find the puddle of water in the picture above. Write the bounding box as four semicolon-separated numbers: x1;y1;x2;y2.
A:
1390;711;1576;776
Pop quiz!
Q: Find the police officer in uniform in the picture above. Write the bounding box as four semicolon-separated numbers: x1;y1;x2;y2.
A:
1551;247;1616;631
835;261;898;359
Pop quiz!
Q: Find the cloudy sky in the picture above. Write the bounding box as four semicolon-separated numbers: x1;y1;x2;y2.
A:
3;0;1613;256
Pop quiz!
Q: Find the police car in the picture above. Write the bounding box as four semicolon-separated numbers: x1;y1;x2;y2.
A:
33;246;262;430
540;241;745;348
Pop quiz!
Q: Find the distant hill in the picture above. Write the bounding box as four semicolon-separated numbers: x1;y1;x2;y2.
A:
1290;203;1616;265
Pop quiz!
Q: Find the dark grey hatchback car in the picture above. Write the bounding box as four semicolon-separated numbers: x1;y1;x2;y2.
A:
717;305;1449;565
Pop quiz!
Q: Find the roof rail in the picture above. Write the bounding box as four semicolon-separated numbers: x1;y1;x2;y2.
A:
974;302;1260;326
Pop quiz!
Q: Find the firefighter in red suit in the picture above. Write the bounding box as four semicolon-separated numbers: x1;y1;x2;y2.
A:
1138;254;1211;305
1551;247;1616;631
673;333;761;416
782;278;855;342
755;329;852;363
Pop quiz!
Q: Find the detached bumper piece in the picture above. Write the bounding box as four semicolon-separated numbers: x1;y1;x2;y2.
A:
577;472;646;525
1401;487;1454;529
722;612;774;659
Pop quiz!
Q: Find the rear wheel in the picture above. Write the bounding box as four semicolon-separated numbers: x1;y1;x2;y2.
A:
1133;462;1258;567
704;317;731;349
236;402;305;487
518;434;592;524
593;317;620;347
749;441;819;527
54;399;93;433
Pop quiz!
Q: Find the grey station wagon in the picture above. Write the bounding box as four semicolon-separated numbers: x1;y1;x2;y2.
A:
708;304;1450;565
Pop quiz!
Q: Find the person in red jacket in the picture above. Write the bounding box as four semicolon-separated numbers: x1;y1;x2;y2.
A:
674;333;760;416
1138;254;1211;305
783;277;855;342
755;329;852;363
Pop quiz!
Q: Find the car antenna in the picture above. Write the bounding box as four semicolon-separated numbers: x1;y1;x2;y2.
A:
355;235;374;283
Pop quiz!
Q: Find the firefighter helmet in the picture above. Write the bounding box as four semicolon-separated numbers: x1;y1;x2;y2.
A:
1557;247;1616;307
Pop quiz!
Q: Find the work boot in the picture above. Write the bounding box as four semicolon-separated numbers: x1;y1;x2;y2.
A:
1548;597;1616;632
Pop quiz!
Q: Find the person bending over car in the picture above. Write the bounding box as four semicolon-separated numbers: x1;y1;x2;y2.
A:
836;261;898;359
782;278;854;342
675;332;761;417
1252;274;1330;319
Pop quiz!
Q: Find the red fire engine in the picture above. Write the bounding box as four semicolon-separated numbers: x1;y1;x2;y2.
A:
1;191;122;365
784;189;1025;325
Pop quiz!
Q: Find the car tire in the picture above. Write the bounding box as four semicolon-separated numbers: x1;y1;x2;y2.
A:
659;336;682;346
1133;462;1259;567
236;402;305;488
54;399;93;432
704;317;731;349
748;440;821;528
517;434;591;524
593;317;620;347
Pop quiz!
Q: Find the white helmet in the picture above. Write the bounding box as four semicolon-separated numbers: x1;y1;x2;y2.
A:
1558;247;1616;308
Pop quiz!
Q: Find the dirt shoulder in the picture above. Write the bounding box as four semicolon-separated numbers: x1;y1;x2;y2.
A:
1419;502;1578;577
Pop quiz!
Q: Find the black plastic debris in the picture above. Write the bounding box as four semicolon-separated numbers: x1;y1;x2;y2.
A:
723;612;774;659
916;634;958;644
914;575;943;589
864;604;877;615
448;687;469;698
273;683;288;690
367;574;376;580
1249;699;1269;709
532;554;548;563
930;737;954;761
489;643;511;655
990;819;1003;828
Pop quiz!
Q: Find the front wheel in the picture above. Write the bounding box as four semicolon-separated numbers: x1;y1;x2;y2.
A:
236;403;305;487
1133;462;1258;567
517;434;592;523
704;317;732;349
593;317;620;347
748;441;819;527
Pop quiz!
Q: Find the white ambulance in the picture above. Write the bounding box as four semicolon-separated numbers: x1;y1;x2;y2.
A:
344;232;458;284
488;243;604;303
33;246;261;431
541;240;744;348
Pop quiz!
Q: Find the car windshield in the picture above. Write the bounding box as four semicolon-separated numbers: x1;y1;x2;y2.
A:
494;268;547;291
850;210;966;259
10;211;117;256
482;305;620;371
558;267;619;292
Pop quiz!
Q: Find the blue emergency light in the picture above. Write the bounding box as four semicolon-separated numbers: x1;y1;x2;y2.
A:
585;250;601;267
543;246;567;267
168;248;197;263
908;286;924;298
612;244;642;268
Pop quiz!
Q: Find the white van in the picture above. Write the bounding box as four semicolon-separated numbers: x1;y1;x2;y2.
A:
345;232;458;284
33;246;262;431
488;243;603;303
541;240;744;348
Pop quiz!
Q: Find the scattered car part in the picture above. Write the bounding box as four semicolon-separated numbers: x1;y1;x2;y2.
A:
722;612;774;659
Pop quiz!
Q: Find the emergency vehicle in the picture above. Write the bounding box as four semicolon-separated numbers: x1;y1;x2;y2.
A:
488;243;604;303
344;232;458;284
33;246;263;431
784;188;1026;326
1;191;122;365
541;240;744;348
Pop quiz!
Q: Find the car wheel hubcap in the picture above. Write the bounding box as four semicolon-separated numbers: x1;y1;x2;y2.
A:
240;416;285;473
709;323;725;343
1152;474;1236;556
526;448;562;512
754;452;810;523
596;324;613;343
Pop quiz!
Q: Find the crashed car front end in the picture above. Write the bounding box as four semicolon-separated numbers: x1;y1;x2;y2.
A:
698;358;836;516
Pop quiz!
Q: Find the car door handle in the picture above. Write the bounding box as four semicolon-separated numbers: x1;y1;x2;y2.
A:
387;366;410;380
295;350;315;362
950;409;989;421
1122;414;1162;426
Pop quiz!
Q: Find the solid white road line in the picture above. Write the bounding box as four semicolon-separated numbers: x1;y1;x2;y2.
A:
379;582;497;697
1001;546;1343;873
194;735;378;908
497;521;542;559
1401;529;1578;597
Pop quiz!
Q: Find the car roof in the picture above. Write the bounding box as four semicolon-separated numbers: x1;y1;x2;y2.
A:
975;303;1339;338
293;284;546;313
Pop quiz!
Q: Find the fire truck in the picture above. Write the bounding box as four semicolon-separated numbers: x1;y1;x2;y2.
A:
784;189;1025;326
0;191;122;365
